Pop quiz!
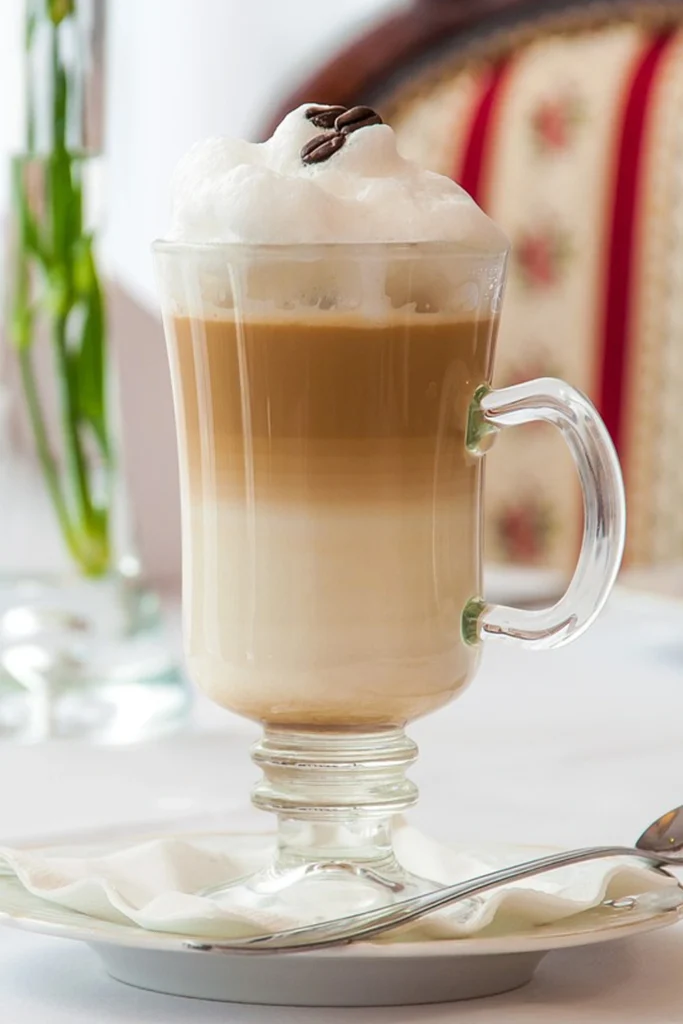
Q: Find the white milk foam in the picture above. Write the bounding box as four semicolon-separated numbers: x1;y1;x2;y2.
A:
163;105;508;318
169;105;505;248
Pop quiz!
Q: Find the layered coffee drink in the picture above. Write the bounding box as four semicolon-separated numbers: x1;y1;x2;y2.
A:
158;104;508;729
154;103;624;916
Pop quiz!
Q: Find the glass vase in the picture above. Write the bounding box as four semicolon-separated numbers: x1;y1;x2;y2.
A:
0;0;188;741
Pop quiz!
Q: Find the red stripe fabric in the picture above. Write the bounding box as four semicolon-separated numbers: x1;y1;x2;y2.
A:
456;61;511;203
599;32;674;452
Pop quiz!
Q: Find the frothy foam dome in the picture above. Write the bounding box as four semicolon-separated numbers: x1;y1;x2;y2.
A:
168;105;507;250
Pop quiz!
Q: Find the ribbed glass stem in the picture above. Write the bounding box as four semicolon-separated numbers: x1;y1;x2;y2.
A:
251;727;419;876
252;727;419;815
193;727;435;905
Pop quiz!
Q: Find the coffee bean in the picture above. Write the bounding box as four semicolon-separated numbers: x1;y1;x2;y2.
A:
305;105;347;130
301;131;346;165
335;105;383;134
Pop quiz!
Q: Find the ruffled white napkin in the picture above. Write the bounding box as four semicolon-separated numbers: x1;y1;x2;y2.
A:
0;823;679;941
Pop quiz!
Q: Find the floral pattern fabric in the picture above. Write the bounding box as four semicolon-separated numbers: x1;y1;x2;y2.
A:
390;21;681;568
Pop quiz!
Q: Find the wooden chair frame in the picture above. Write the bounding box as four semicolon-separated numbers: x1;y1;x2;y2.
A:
262;0;683;137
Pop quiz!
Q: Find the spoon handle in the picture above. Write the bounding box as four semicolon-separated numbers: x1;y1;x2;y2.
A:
187;844;680;954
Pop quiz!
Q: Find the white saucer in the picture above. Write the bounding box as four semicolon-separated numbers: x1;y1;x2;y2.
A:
0;835;680;1006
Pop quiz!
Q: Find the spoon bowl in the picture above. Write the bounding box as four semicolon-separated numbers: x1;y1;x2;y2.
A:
637;805;683;855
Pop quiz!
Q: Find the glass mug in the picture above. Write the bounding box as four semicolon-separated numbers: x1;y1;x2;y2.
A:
154;240;625;911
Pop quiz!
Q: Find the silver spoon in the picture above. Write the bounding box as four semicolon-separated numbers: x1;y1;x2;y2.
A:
183;803;683;954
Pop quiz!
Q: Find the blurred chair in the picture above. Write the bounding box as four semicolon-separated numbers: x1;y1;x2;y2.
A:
265;0;683;570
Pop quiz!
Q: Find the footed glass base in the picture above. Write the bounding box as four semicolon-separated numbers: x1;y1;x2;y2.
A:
0;571;189;743
204;850;435;921
202;726;434;920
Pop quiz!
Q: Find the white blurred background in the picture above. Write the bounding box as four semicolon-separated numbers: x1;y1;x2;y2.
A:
0;0;399;586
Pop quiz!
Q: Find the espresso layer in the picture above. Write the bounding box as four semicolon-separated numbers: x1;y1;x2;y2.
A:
165;313;496;727
168;315;495;503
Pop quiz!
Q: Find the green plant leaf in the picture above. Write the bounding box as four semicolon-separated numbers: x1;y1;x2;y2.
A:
12;0;112;578
48;151;72;266
48;0;74;26
73;237;108;457
9;161;38;351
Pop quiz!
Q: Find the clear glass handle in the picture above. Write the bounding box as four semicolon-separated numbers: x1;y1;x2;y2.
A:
464;378;626;649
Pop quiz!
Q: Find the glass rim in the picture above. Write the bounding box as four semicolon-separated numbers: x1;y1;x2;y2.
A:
151;239;510;261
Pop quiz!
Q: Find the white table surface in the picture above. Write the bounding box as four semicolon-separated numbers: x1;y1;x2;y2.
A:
2;586;683;1022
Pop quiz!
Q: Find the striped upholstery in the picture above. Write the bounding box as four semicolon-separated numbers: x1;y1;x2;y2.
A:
386;18;683;568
